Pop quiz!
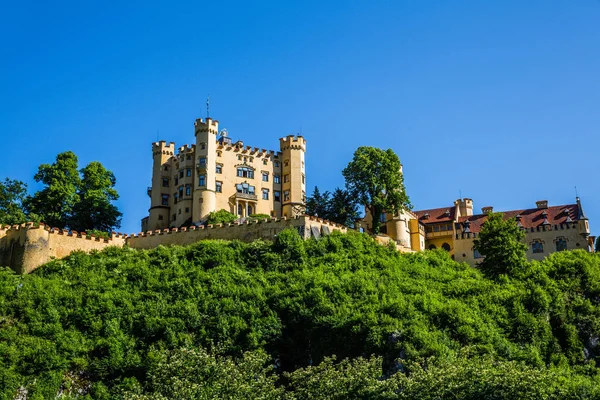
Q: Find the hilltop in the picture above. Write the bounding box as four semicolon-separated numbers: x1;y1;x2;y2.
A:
2;229;600;399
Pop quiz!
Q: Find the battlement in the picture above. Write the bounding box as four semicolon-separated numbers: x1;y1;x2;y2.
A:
279;135;306;151
153;141;176;156
177;144;195;154
194;118;219;135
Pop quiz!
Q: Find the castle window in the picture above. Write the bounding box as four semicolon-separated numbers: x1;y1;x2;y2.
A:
474;249;483;259
179;186;183;198
236;183;255;195
284;174;289;183
179;170;184;178
173;214;176;221
216;164;223;174
274;175;281;184
200;143;206;150
161;194;169;206
238;155;242;161
380;213;387;223
185;207;190;213
186;168;191;177
244;157;247;162
162;178;169;187
302;190;306;202
237;167;254;179
185;185;191;196
274;191;281;202
237;203;242;215
263;159;268;165
186;154;191;160
250;157;254;162
274;161;280;167
217;151;222;157
199;175;206;187
284;190;290;201
556;238;567;252
178;208;181;215
158;215;163;220
284;159;289;167
262;189;269;200
216;181;222;193
532;240;544;254
163;165;169;171
302;174;305;184
262;172;269;182
198;157;206;168
174;194;178;204
442;243;451;252
428;244;437;250
174;177;179;185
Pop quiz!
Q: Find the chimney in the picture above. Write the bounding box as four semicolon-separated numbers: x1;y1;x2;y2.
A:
536;200;548;209
481;206;493;214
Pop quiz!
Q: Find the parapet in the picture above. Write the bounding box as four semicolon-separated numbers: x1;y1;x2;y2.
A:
153;141;176;156
194;117;219;135
279;135;306;151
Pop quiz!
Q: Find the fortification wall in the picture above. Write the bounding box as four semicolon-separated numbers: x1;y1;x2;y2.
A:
126;215;346;250
0;223;126;274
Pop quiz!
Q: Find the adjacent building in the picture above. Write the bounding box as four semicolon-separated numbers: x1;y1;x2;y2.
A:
143;117;306;232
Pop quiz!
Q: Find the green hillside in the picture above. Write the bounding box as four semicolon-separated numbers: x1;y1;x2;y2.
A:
2;229;600;399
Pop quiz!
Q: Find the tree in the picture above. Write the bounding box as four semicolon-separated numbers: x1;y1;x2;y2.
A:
69;161;122;232
305;186;331;219
473;212;528;278
24;151;81;229
342;147;410;235
327;188;360;227
595;236;600;253
0;178;29;225
206;209;238;225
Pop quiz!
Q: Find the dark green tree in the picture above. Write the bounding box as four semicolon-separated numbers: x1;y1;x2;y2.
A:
342;147;410;235
595;236;600;253
0;178;30;225
305;186;331;219
473;212;528;278
328;188;360;227
69;161;122;232
24;151;81;229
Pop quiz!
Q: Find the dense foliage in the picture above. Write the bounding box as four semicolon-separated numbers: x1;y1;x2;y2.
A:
305;186;360;227
2;229;600;398
5;151;122;232
473;212;528;278
205;209;238;225
342;147;410;234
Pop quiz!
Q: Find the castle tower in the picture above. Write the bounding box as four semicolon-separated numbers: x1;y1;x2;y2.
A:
279;135;306;217
454;198;473;219
148;141;175;231
193;117;219;222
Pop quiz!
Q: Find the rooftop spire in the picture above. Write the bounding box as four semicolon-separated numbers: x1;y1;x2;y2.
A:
206;95;210;118
576;196;588;220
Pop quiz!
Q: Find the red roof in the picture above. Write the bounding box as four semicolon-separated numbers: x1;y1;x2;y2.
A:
413;207;456;224
458;204;579;233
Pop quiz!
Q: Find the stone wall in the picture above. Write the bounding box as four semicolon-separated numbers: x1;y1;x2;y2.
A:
0;223;126;274
127;215;346;250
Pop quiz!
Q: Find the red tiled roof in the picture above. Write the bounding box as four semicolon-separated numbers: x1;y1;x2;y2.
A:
413;207;456;224
458;204;579;233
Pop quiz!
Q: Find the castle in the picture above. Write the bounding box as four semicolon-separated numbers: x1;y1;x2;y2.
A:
0;114;595;274
364;197;594;265
142;117;306;231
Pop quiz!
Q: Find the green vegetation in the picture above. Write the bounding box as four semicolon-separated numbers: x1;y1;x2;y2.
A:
248;213;272;222
205;209;238;225
343;147;410;234
305;187;360;227
474;212;528;278
2;229;600;398
2;151;122;232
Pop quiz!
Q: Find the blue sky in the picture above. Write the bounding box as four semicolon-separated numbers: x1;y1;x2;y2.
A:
1;1;599;235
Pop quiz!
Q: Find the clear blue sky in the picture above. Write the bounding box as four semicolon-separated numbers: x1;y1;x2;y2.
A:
1;0;599;235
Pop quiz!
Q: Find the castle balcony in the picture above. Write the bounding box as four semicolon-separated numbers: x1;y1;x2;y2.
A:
232;192;258;201
147;187;152;197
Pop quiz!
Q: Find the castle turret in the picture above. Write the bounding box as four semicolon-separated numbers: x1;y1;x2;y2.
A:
454;198;473;219
279;135;306;217
193;117;219;222
147;141;175;231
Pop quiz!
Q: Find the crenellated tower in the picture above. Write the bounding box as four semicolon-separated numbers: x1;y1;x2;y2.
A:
279;135;306;217
193;117;219;222
147;141;175;231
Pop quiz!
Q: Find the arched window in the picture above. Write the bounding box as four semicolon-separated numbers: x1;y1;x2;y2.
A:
556;238;567;252
442;243;451;252
428;244;437;250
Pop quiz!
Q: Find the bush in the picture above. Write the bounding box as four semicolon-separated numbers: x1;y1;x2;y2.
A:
205;209;238;225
